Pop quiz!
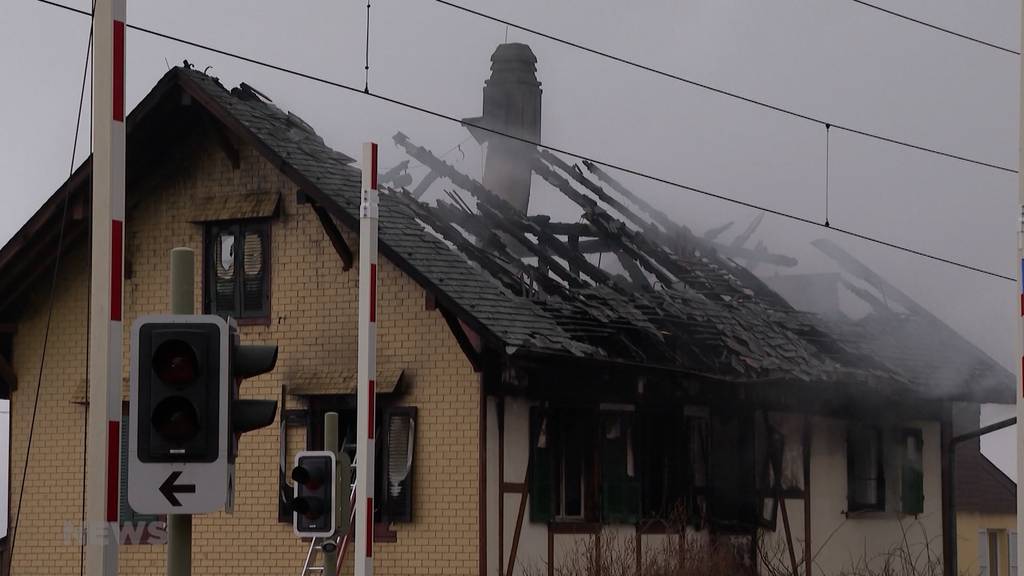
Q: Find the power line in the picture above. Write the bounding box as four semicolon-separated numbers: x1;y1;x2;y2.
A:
34;0;1015;282
10;2;94;566
848;0;1019;56
429;0;1016;174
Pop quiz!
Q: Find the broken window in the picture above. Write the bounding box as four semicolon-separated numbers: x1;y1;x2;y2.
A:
382;407;417;522
529;406;596;523
558;412;589;520
768;412;805;492
847;425;885;512
599;409;640;523
900;428;923;515
205;220;270;320
302;397;416;524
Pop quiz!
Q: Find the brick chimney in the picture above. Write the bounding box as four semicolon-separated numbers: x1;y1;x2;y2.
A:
464;43;542;213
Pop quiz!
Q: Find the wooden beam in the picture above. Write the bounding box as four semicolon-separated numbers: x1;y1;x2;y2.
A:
310;203;353;271
439;306;483;373
506;458;531;576
0;222;87;316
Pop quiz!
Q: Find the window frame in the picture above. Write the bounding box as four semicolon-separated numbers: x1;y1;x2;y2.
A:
203;219;272;324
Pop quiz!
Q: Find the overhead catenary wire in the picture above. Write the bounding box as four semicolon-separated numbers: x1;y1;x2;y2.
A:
848;0;1019;56
34;0;1016;282
10;1;95;566
429;0;1016;175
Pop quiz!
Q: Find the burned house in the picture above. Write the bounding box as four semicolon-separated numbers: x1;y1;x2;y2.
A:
0;43;1011;576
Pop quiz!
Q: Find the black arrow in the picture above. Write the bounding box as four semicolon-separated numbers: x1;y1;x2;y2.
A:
159;471;196;507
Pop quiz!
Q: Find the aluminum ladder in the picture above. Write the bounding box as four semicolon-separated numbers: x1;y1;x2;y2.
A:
299;470;358;576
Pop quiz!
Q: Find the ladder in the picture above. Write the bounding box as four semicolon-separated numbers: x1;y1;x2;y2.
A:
299;475;359;576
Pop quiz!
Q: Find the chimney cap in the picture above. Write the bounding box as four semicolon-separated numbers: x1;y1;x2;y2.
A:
490;42;538;64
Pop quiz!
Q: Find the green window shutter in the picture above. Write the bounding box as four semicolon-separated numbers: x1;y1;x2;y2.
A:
901;429;924;515
529;408;553;523
600;412;640;524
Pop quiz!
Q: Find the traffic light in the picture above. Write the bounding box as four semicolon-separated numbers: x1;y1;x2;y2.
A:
129;315;230;514
228;323;279;461
136;319;222;463
293;451;336;537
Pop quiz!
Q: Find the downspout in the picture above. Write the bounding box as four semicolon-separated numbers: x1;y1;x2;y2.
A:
944;415;1016;576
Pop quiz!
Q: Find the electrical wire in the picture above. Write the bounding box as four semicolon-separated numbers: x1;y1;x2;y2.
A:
429;0;1017;175
34;0;1016;282
10;2;95;566
848;0;1019;56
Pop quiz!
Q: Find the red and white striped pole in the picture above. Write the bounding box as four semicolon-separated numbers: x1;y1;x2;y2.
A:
1016;0;1024;565
86;0;124;575
356;142;379;576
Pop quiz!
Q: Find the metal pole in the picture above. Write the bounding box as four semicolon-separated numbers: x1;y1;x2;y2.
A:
86;0;125;575
356;142;379;576
168;248;194;576
1017;0;1024;566
323;412;339;576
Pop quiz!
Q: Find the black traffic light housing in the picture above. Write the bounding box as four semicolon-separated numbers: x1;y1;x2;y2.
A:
136;322;222;463
292;451;336;537
228;324;279;462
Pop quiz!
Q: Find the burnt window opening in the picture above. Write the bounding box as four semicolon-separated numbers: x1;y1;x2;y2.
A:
639;410;687;521
599;409;640;524
847;425;885;512
529;407;597;523
298;397;417;524
204;220;270;320
708;409;759;530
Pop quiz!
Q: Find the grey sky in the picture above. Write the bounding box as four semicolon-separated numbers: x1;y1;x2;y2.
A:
1;0;1020;475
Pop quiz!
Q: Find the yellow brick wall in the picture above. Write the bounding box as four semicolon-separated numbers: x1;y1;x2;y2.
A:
8;127;480;575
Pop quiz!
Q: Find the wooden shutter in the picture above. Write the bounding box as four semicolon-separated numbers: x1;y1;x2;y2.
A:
901;429;924;515
529;407;554;523
600;411;640;524
382;407;416;522
980;530;991;576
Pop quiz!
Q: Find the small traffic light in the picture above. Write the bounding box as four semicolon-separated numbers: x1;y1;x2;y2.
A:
293;451;336;537
228;324;279;461
136;321;222;463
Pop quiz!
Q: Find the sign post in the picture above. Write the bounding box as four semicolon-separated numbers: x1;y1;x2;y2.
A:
356;142;379;576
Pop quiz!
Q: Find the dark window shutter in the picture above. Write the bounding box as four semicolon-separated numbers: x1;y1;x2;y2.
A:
383;407;416;522
600;412;640;524
529;407;554;523
901;429;924;515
